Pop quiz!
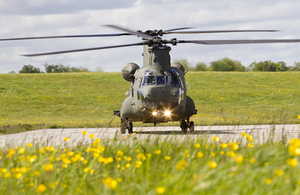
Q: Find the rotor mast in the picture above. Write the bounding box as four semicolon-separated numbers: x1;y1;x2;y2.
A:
142;44;172;71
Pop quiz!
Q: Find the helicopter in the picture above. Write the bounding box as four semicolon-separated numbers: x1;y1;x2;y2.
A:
2;24;300;134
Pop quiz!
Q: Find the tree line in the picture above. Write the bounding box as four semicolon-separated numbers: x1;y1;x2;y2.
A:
176;58;300;72
17;63;90;73
13;58;300;73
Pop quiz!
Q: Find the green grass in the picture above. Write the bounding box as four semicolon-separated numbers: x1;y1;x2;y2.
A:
1;133;300;194
0;72;300;133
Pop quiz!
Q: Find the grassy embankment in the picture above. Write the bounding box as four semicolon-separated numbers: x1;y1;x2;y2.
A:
0;72;300;133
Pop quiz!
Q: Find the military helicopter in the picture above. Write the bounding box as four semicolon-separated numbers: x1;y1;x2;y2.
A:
2;25;300;134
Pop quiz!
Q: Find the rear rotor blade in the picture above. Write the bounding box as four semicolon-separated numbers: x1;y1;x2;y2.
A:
177;39;300;45
0;33;134;41
167;30;278;34
104;24;152;39
23;42;145;57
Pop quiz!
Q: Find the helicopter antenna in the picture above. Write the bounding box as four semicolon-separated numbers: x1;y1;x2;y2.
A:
184;69;189;75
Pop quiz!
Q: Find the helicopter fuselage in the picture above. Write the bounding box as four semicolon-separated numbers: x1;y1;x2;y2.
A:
119;45;196;125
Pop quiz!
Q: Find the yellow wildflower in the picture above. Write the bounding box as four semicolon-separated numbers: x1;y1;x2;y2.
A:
265;178;272;185
235;155;243;163
221;143;228;148
84;167;90;172
82;130;88;135
197;151;204;158
155;150;161;155
229;142;239;151
89;134;95;139
176;160;188;170
164;156;171;160
246;134;253;142
135;161;142;168
67;151;74;156
125;163;131;168
14;173;22;179
3;172;12;178
36;184;47;193
102;177;117;189
212;136;220;142
156;187;165;194
137;153;146;160
207;161;217;169
117;150;124;157
250;158;256;164
64;137;69;142
43;163;53;172
286;158;298;167
194;143;201;148
27;143;33;148
241;132;247;137
275;169;284;177
89;169;95;175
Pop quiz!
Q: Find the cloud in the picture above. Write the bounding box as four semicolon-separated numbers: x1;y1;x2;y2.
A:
0;0;137;15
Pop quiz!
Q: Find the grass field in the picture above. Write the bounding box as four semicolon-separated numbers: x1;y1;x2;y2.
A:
1;132;300;194
0;72;300;132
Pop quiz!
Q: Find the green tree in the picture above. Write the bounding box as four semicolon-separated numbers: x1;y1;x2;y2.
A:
292;62;300;71
194;62;208;71
19;65;41;73
249;60;289;71
44;63;89;73
209;58;245;71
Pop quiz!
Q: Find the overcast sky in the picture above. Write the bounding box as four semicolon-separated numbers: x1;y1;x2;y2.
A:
0;0;300;73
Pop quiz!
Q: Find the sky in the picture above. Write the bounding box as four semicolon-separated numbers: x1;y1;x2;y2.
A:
0;0;300;73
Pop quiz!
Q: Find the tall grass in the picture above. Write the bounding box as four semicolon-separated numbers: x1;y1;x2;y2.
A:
1;131;300;194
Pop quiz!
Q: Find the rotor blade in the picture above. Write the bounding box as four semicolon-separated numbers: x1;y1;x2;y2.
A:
23;42;145;57
104;24;152;39
0;33;133;41
166;30;278;34
177;39;300;45
164;27;194;33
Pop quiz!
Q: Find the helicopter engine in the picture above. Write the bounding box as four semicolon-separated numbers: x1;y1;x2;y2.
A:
171;62;185;73
122;63;140;81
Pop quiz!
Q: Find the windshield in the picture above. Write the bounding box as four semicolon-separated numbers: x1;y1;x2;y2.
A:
142;76;156;86
166;76;176;85
157;76;165;85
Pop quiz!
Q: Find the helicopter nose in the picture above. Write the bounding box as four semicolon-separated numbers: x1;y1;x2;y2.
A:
145;86;179;104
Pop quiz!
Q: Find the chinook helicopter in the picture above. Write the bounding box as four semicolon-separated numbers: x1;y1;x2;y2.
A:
2;25;300;134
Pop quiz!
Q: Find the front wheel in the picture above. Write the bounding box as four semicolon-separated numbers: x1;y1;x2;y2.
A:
121;121;127;134
180;120;188;134
189;121;194;133
128;122;133;134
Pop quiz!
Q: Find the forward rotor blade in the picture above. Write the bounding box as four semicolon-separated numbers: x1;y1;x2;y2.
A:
23;42;145;57
0;33;133;41
104;24;152;39
177;39;300;45
167;30;278;34
164;27;194;33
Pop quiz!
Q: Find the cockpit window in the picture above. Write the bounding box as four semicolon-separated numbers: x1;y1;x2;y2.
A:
166;76;176;85
157;76;165;85
142;76;156;86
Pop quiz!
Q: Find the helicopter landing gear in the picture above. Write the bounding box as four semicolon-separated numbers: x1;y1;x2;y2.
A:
121;121;127;134
128;122;133;134
120;120;133;134
180;119;195;134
